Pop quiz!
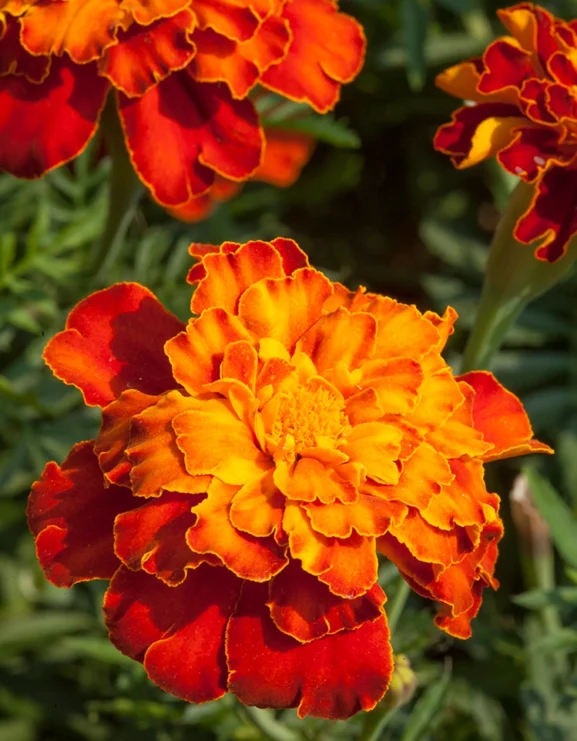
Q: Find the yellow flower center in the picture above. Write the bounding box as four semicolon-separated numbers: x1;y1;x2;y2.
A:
270;380;350;462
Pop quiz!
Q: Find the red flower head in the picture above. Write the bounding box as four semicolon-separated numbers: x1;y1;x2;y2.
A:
28;238;551;719
0;0;364;208
434;3;577;262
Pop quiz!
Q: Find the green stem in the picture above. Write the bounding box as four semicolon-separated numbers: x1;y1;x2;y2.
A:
86;96;143;279
238;705;300;741
358;705;398;741
387;577;411;637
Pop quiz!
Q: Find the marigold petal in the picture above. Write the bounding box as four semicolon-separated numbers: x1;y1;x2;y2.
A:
95;390;160;487
114;491;219;585
359;357;423;415
127;391;212;497
435;59;484;102
192;0;260;42
119;75;262;207
269;236;310;274
0;16;50;83
227;581;392;719
165;308;251;395
274;457;356;505
174;397;270;484
304;493;406;539
191;239;285;315
267;559;385;643
229;469;285;539
339;422;402;485
261;0;365;113
186;478;288;580
121;0;191;25
238;268;333;349
0;58;107;178
99;11;197;97
255;128;314;186
497;4;555;58
407;364;465;433
421;459;488;531
104;565;240;702
459;370;552;460
27;441;135;587
478;38;536;98
190;28;259;98
43;283;183;407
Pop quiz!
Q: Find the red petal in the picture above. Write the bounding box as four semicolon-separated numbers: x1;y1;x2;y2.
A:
477;38;536;97
44;283;184;407
119;75;263;206
0;57;108;178
254;128;314;187
104;564;241;702
0;16;50;83
497;126;568;182
227;581;392;719
27;441;136;587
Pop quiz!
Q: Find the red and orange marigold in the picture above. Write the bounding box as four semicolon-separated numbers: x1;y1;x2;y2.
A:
0;0;364;209
434;3;577;263
28;238;551;719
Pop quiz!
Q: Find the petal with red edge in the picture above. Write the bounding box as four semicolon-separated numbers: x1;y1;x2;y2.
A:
267;559;385;643
0;58;108;179
261;0;365;114
227;581;392;719
27;441;136;587
0;16;51;83
269;237;310;274
477;38;536;98
43;283;184;407
119;75;263;207
113;491;220;585
459;370;553;460
497;127;569;183
190;28;260;98
104;564;240;702
422;459;488;531
435;59;485;102
186;478;288;580
121;0;191;25
99;11;197;97
192;0;259;42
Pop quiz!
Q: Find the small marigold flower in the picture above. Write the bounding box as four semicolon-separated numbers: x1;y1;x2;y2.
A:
0;0;364;208
28;238;551;719
434;3;577;262
169;126;315;222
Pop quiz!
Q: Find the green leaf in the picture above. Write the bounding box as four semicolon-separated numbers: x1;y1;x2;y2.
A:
266;115;361;149
400;661;452;741
401;0;429;91
523;467;577;569
0;612;94;657
512;587;577;610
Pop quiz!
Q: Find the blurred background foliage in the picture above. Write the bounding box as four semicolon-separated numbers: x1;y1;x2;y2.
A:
2;1;577;739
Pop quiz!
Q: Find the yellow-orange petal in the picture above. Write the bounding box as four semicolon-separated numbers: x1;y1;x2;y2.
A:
283;502;378;598
218;339;258;390
296;307;376;373
407;363;466;433
361;296;441;359
435;60;483;101
229;469;285;539
304;493;406;539
165;308;250;395
421;459;488;531
192;0;260;42
338;422;402;485
274;457;357;505
190;28;260;98
359;357;423;415
186;478;288;580
238;268;333;349
126;391;212;497
121;0;191;25
173;397;270;484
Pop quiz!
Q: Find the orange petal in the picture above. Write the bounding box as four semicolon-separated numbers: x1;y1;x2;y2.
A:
344;388;384;425
99;11;197;97
220;339;258;389
192;0;260;42
283;503;378;598
255;128;315;187
238;268;333;349
43;283;184;407
229;469;285;539
407;363;465;433
21;0;124;63
459;370;553;461
267;559;385;643
339;422;402;484
27;441;136;587
113;491;219;585
174;397;270;484
435;59;484;101
227;581;392;719
422;459;488;531
261;0;365;113
296;307;376;372
304;493;406;538
127;391;212;497
186;478;287;580
119;75;263;206
165;308;251;395
95;389;159;487
274;457;357;504
191;239;285;315
360;357;423;415
104;565;240;702
190;28;260;98
121;0;191;25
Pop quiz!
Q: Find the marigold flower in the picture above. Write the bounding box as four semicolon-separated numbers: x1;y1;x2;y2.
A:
27;238;551;719
0;0;363;208
169;126;314;222
434;3;577;262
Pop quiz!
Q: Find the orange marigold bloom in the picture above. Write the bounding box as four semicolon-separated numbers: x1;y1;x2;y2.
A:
27;238;551;719
0;0;364;208
434;3;577;262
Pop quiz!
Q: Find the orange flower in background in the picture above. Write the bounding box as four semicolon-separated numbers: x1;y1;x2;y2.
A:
170;126;314;222
27;238;551;718
0;0;364;209
434;3;577;263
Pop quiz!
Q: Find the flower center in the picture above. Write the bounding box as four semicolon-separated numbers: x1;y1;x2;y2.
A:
270;380;349;461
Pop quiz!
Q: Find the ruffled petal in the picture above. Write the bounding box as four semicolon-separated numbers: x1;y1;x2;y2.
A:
119;75;263;206
121;0;191;25
0;16;51;83
104;565;240;702
227;581;392;719
304;492;406;538
273;457;357;504
229;469;285;539
0;57;108;178
421;459;488;531
359;358;423;415
254;128;314;186
192;0;260;42
27;441;135;587
43;283;184;407
338;422;402;485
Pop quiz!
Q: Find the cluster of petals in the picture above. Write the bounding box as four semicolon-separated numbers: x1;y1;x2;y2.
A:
27;238;551;719
0;0;364;209
434;3;577;262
